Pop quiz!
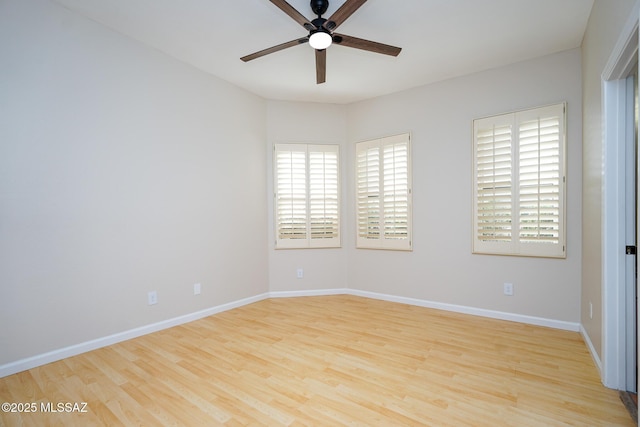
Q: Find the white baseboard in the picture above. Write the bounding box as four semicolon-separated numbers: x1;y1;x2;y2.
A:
0;293;270;378
580;323;603;376
346;289;581;332
0;288;581;378
269;288;350;298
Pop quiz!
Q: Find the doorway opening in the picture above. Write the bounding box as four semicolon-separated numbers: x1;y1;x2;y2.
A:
601;9;638;395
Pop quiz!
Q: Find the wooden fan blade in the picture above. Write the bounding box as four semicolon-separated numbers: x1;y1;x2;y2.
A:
316;49;326;84
323;0;367;31
269;0;315;30
241;38;308;62
333;33;401;56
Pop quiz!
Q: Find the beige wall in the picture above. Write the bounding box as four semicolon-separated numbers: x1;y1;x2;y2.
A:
266;101;349;292
0;0;269;365
581;0;637;362
344;50;583;322
265;49;584;323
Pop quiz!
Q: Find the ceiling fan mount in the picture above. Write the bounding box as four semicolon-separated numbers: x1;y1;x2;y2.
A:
240;0;402;84
310;0;329;17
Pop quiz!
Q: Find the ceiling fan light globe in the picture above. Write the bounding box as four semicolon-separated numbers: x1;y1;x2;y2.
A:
309;31;332;50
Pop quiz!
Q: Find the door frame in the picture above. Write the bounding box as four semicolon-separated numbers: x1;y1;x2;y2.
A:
623;70;637;393
602;4;639;390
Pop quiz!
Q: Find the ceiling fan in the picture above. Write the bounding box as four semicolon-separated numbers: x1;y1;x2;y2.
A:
241;0;402;84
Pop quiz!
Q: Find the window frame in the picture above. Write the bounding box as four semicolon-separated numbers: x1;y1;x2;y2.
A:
274;143;340;249
355;133;412;251
472;103;567;258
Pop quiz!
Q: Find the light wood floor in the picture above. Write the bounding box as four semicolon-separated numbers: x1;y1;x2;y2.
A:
0;295;634;426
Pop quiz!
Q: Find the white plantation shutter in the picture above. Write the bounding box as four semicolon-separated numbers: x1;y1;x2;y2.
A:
274;144;340;249
356;134;412;250
473;103;566;258
276;146;307;244
309;147;339;244
475;118;513;246
383;142;410;239
518;110;562;247
357;144;380;240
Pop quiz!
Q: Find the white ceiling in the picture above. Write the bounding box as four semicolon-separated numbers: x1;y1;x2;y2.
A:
52;0;594;104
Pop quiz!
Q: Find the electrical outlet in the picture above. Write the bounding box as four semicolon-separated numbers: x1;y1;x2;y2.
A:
296;268;303;279
194;283;201;295
589;302;593;319
503;283;514;296
148;291;158;305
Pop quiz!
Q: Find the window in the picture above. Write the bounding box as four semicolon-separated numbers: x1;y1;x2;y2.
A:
473;103;566;258
356;133;412;251
274;144;340;249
